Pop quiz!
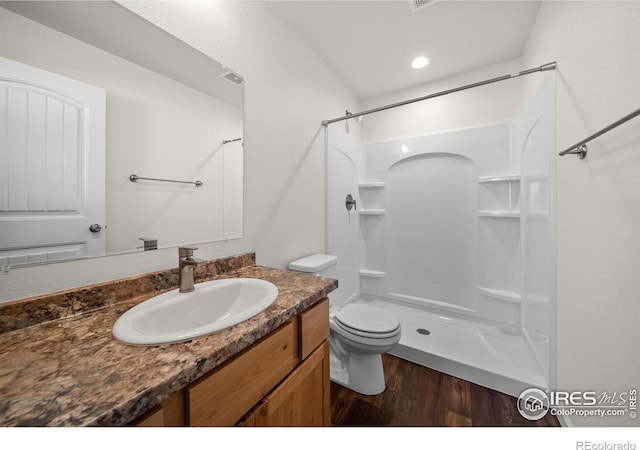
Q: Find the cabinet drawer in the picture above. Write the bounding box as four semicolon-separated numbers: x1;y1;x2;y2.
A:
187;320;299;426
299;298;329;359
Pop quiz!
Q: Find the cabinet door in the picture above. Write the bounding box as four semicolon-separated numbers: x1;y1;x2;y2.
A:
255;341;330;426
187;320;299;426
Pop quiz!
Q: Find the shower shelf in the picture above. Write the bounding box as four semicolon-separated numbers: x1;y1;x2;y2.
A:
478;210;520;218
478;176;520;214
359;209;386;215
359;269;386;278
479;287;521;303
358;182;386;189
477;175;520;183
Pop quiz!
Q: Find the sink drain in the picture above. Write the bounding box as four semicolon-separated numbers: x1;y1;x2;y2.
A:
416;328;431;335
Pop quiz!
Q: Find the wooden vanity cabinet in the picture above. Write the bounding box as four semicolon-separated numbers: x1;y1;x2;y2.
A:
133;298;330;427
251;341;330;426
131;390;185;426
239;298;330;427
187;319;299;426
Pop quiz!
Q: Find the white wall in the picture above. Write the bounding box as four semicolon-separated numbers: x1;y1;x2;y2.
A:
360;58;527;143
119;0;360;267
523;1;640;427
0;1;358;302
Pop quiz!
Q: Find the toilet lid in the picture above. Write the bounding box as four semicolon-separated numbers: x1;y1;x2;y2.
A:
335;303;400;334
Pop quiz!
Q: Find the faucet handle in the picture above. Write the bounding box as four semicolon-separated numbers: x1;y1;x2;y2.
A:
178;246;198;257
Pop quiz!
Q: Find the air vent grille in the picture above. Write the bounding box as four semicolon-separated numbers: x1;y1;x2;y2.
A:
220;70;243;86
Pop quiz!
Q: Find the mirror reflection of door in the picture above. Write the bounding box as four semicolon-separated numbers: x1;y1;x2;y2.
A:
0;56;106;266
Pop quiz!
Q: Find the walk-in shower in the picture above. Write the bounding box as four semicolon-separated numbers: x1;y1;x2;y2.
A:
325;72;556;397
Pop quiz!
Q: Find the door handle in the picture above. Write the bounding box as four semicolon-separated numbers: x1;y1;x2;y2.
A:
89;224;102;233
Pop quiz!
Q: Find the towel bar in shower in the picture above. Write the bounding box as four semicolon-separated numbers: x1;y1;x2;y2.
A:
129;174;203;187
559;107;640;159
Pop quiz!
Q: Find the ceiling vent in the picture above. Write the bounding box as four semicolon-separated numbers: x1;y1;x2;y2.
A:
220;70;243;86
408;0;439;13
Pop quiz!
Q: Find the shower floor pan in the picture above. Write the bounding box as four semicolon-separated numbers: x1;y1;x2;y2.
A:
363;299;547;397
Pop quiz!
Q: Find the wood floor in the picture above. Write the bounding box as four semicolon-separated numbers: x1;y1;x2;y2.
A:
331;354;560;427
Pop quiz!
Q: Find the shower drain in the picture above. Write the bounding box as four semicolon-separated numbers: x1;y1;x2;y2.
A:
416;328;431;336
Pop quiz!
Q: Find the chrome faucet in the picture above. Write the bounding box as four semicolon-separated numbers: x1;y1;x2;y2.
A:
178;247;205;293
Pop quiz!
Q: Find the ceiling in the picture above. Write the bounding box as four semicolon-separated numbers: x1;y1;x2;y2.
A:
267;0;541;100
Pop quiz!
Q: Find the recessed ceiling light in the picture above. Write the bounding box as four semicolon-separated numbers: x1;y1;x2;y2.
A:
411;56;430;69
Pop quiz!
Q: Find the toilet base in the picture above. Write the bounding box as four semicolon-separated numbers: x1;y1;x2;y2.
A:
348;352;386;395
330;363;349;388
329;350;386;395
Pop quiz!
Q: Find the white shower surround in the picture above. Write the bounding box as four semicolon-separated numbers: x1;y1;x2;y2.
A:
326;75;555;397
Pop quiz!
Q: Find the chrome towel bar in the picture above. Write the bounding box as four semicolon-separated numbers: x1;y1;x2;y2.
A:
559;107;640;159
129;174;203;187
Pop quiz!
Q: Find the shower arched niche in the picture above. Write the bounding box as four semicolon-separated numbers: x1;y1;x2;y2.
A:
326;75;555;397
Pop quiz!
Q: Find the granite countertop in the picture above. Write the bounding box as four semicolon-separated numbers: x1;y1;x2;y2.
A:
0;259;337;426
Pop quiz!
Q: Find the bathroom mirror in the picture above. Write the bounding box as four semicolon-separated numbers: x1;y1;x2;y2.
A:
0;1;243;267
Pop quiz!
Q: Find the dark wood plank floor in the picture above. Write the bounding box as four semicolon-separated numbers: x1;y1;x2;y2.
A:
331;354;560;427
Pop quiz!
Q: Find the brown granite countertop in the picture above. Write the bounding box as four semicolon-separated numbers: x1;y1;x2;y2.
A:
0;258;337;426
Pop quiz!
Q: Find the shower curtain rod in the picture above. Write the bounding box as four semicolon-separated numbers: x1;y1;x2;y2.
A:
321;61;557;126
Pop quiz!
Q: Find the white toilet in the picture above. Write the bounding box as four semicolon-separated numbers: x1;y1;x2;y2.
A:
289;254;401;395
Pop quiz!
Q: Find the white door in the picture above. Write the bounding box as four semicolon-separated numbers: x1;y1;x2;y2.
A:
0;56;106;266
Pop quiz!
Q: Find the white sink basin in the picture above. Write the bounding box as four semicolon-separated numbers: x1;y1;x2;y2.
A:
113;278;279;345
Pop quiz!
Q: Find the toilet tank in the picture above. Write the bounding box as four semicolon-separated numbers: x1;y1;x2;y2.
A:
289;254;338;279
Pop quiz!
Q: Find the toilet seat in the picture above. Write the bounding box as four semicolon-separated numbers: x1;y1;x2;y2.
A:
334;322;399;340
334;303;401;339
